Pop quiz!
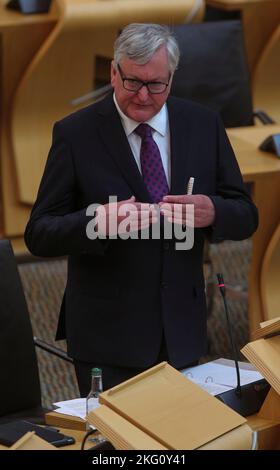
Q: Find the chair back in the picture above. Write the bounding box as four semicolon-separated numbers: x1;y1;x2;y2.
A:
0;240;41;416
171;20;254;128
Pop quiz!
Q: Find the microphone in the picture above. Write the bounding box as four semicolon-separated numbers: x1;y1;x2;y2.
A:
215;273;270;416
216;273;241;397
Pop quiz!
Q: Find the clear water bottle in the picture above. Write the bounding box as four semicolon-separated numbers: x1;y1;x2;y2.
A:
86;367;103;431
86;368;103;411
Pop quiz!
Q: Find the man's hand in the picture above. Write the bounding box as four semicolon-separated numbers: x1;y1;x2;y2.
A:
159;194;215;228
95;196;158;236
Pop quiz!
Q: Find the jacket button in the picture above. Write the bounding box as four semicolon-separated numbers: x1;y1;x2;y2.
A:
161;282;167;289
163;242;170;251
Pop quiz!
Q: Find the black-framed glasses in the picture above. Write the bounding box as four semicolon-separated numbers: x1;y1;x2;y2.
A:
117;64;170;94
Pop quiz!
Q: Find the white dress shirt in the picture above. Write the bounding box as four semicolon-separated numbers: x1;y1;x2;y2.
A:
113;94;171;187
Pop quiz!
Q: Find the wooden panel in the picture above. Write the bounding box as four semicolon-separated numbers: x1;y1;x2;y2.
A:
99;362;246;450
253;25;280;123
243;1;280;75
206;0;280;75
227;125;280;331
206;0;272;8
0;5;58;236
261;224;280;320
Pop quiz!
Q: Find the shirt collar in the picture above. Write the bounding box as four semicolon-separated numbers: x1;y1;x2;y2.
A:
113;93;168;137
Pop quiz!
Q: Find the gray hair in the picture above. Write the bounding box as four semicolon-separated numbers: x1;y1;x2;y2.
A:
114;23;180;74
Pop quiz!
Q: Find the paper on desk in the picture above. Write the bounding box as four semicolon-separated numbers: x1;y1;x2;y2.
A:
53;397;100;420
189;379;232;396
182;362;263;390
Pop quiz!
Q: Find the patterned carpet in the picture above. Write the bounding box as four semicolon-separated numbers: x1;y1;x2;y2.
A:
206;239;251;359
18;259;79;409
18;239;251;409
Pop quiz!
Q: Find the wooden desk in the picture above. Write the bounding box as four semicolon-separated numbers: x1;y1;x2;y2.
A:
227;125;280;331
0;415;278;450
206;0;280;75
63;417;280;450
247;415;280;450
46;408;280;450
0;425;93;450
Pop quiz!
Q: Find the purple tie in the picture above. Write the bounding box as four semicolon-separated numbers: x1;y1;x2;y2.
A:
135;123;169;203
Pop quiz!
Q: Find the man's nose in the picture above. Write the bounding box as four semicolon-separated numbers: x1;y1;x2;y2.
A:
137;85;149;101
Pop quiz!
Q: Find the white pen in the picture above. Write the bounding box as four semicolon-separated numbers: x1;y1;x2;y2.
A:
187;177;195;195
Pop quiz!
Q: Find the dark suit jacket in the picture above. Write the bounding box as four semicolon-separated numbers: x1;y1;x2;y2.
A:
24;94;258;369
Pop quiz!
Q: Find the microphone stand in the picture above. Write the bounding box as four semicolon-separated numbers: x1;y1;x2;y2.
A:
215;273;270;416
217;273;241;397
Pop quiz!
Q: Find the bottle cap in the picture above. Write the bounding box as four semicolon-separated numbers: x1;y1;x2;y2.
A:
91;367;102;376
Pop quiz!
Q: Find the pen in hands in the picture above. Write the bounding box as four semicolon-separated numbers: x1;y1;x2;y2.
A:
159;177;215;228
186;177;194;196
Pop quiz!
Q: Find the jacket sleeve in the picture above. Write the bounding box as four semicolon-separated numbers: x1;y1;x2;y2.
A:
207;115;258;242
24;122;108;257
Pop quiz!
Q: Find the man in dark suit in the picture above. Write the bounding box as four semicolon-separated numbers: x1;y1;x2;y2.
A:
25;23;258;395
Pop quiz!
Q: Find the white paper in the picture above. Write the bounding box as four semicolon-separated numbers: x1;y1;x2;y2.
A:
53;397;100;420
186;378;232;395
182;361;263;391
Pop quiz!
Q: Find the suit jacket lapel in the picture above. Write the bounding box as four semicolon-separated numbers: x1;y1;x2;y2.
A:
97;95;152;202
168;98;191;196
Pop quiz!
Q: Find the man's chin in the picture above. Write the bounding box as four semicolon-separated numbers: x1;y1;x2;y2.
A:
127;105;156;122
